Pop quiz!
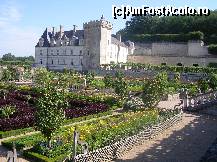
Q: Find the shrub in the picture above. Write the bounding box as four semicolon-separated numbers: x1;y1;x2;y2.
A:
103;74;114;88
0;105;16;119
208;73;217;90
128;31;204;43
208;44;217;55
142;72;169;108
208;62;217;68
123;96;144;111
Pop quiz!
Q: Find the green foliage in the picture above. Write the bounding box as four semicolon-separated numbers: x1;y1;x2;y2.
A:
90;79;105;89
1;53;15;61
35;84;67;147
119;11;217;44
208;73;217;90
0;105;16;119
128;31;204;43
0;127;34;139
113;72;128;98
142;72;169;108
208;44;217;55
85;72;95;84
123;96;144;111
103;74;114;88
208;62;217;68
2;133;43;150
198;79;210;93
1;66;18;82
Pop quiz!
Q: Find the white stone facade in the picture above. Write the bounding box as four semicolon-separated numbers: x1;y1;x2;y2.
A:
35;16;134;71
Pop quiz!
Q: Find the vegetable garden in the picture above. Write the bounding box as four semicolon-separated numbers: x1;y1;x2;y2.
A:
0;65;217;161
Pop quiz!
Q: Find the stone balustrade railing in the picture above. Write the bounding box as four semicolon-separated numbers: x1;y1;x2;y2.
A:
183;91;217;111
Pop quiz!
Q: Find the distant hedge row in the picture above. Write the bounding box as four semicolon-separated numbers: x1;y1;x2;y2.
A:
128;31;204;43
208;44;217;55
0;61;33;66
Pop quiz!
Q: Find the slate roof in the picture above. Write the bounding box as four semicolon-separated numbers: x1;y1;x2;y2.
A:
36;29;84;47
50;30;84;40
35;28;50;47
111;36;128;47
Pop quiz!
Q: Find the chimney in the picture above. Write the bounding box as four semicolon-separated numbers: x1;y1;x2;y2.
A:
117;34;121;42
52;27;55;36
73;25;77;33
60;25;63;38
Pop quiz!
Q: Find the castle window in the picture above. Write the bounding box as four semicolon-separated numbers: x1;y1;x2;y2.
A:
63;49;66;55
40;50;43;55
71;59;73;65
40;59;43;64
51;59;53;64
80;50;82;55
58;59;59;64
63;59;65;64
57;50;59;55
80;59;83;65
87;51;90;55
71;50;73;55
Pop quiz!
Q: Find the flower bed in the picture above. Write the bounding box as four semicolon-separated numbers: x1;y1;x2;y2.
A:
0;91;111;131
0;91;35;131
8;109;180;162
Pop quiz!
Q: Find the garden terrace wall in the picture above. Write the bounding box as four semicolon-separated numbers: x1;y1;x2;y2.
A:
69;111;183;162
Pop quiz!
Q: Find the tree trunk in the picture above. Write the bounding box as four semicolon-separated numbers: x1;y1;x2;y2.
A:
48;137;52;148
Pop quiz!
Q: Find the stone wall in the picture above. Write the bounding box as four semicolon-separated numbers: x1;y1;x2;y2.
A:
133;41;208;57
152;42;188;56
128;55;217;66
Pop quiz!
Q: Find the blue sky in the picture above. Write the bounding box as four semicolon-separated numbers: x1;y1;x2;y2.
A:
0;0;216;57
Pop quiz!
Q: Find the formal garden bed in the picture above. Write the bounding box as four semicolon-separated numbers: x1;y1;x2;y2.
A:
0;66;217;161
16;109;181;162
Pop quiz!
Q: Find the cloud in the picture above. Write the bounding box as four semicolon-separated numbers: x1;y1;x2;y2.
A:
0;0;22;28
0;0;40;57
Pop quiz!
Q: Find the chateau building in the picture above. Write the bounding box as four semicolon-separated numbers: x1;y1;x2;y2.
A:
35;16;134;71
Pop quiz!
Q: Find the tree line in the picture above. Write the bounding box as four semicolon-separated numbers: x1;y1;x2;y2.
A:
1;53;34;62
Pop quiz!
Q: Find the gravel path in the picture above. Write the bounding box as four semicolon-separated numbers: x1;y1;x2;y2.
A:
115;101;217;162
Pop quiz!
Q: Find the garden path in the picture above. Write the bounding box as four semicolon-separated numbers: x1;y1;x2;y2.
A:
115;100;217;162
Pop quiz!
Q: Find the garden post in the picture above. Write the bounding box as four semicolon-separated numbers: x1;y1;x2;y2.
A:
183;90;189;109
73;129;78;162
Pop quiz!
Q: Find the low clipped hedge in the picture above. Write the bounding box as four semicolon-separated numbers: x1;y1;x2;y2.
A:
128;31;204;43
23;149;71;162
0;127;34;139
208;44;217;55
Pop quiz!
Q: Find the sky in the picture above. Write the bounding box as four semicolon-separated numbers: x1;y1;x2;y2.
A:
0;0;216;57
